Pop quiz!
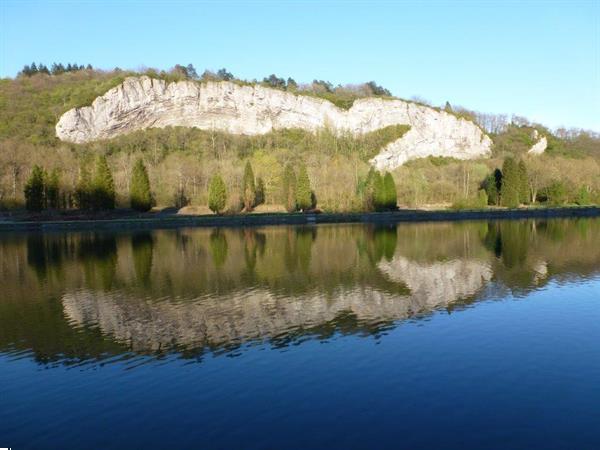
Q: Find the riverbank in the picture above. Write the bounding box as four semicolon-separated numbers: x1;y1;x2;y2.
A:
0;206;598;232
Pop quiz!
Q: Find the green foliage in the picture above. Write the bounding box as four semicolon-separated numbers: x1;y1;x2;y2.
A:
255;177;266;207
74;166;92;209
360;168;377;212
296;163;312;211
282;164;297;212
576;186;591;205
242;161;256;212
208;174;227;214
500;157;520;207
543;181;567;205
24;165;45;211
45;168;60;209
130;159;152;212
483;169;502;205
517;160;529;204
373;171;386;211
383;172;397;210
91;156;115;210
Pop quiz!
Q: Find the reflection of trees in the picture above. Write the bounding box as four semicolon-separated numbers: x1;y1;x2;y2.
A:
131;233;154;283
210;229;228;268
27;234;67;280
78;233;118;290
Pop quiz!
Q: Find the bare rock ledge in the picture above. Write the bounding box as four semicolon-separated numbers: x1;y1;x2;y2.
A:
56;76;492;170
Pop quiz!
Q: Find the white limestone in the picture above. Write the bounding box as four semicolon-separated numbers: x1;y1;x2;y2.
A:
56;76;493;169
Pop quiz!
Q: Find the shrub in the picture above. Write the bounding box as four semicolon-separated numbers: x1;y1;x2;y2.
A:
208;174;227;214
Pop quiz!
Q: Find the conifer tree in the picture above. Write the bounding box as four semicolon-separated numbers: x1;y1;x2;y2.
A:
75;166;92;209
500;157;520;208
24;165;45;211
383;172;397;210
45;168;60;209
242;161;256;212
296;163;312;211
92;155;115;210
518;160;529;204
373;171;385;211
208;174;227;214
255;177;266;207
282;164;297;213
130;159;152;212
483;169;503;205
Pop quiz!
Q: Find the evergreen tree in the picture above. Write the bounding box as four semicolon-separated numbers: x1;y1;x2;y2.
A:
92;155;115;210
242;161;256;212
255;177;266;206
75;166;92;209
45;168;60;209
483;168;503;205
373;171;386;211
500;157;520;208
282;164;297;213
130;159;152;212
296;163;312;211
24;165;45;211
444;101;453;112
208;174;227;214
383;172;397;210
518;160;529;204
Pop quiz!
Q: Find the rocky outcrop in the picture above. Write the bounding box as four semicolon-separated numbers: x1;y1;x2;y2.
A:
56;76;492;169
528;130;547;155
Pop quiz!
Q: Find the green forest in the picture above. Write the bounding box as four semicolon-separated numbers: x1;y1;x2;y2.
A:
1;63;599;215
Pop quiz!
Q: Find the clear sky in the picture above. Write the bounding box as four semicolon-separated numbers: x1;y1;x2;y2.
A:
1;0;599;131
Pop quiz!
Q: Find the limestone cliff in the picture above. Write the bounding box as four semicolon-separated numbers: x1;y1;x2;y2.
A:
56;76;492;169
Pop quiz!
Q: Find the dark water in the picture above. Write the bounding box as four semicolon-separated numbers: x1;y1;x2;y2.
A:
1;219;599;449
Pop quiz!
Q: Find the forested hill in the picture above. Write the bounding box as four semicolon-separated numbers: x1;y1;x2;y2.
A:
1;64;599;212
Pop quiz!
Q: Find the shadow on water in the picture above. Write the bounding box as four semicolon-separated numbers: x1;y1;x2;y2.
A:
2;218;599;366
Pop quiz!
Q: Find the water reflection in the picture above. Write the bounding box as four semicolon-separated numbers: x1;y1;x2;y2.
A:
1;219;599;366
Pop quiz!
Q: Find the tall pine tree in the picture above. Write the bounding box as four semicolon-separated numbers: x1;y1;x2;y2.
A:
242;161;256;212
383;172;397;210
45;168;60;209
208;174;227;214
24;165;45;211
518;160;529;204
130;159;152;212
92;155;115;210
282;164;297;213
296;163;312;211
500;157;520;208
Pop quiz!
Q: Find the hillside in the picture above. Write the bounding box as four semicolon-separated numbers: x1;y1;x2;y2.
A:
1;66;599;211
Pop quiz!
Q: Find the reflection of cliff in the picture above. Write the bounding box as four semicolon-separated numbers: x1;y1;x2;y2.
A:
61;254;493;352
378;257;493;309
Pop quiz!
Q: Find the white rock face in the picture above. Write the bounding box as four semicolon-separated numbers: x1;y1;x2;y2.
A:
528;136;547;155
56;76;492;169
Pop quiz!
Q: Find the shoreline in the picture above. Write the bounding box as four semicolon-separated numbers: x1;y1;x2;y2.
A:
0;206;598;232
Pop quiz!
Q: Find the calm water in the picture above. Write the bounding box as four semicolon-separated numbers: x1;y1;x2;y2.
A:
1;219;599;449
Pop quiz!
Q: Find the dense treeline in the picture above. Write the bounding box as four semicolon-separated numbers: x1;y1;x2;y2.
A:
1;67;599;213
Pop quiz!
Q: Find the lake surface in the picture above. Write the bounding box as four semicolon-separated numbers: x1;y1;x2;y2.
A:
1;219;599;449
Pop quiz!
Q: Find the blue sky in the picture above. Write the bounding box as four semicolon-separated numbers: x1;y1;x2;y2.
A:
1;0;599;130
